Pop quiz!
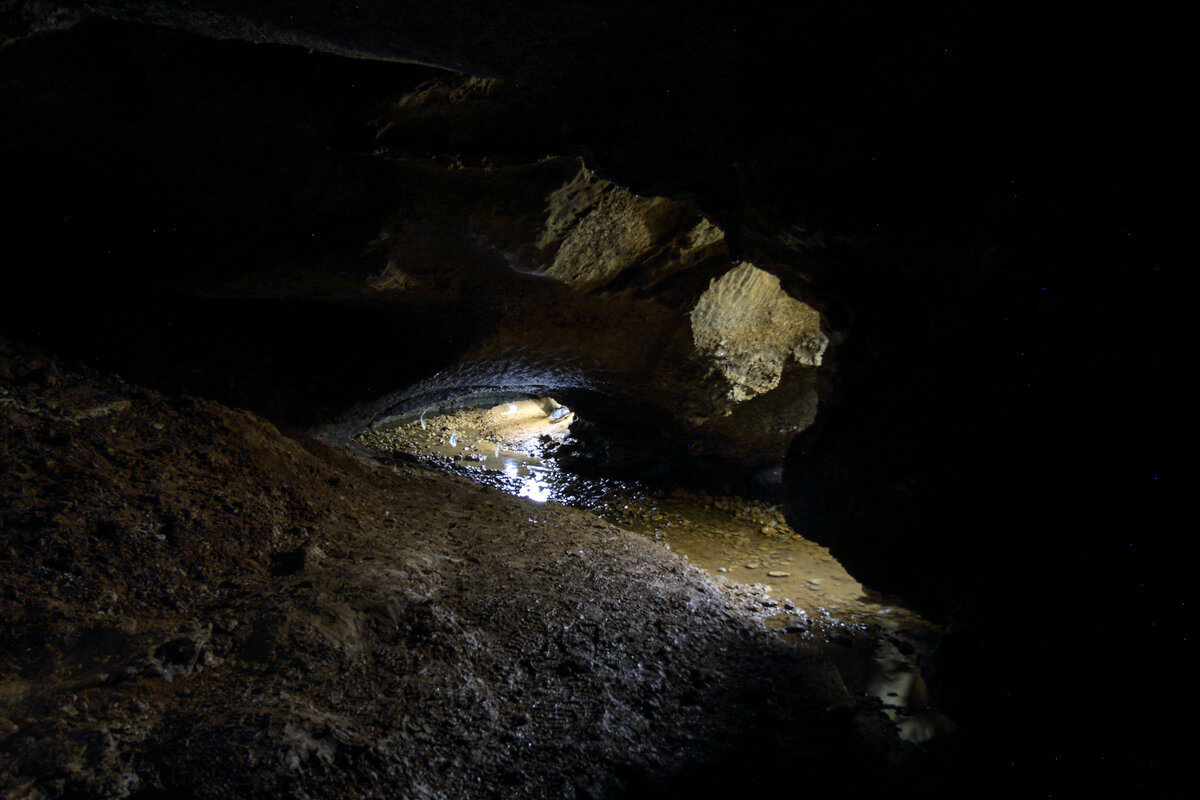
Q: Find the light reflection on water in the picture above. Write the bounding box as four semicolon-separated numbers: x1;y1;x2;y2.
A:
519;477;551;502
366;421;915;622
425;439;635;510
360;416;949;743
488;455;588;505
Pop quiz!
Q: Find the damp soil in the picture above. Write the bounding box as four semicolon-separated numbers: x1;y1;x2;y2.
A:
355;401;950;742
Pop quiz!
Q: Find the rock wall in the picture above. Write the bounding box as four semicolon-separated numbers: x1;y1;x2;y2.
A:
2;4;1192;797
537;164;727;292
0;19;822;477
543;184;669;290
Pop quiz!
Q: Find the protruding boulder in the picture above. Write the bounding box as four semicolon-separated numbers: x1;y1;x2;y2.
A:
690;263;827;403
537;163;727;292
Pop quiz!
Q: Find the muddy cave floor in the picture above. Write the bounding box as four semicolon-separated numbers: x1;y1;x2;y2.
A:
354;398;947;741
352;407;936;690
0;338;976;798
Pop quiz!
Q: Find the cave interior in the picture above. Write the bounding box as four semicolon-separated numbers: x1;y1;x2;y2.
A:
0;2;1192;798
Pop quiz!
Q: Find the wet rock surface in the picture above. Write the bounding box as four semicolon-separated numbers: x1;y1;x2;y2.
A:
1;340;916;798
689;262;827;405
356;403;951;744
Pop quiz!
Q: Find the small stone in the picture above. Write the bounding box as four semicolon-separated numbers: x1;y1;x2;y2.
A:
807;578;822;586
767;571;790;578
761;526;776;535
717;567;728;573
745;563;758;569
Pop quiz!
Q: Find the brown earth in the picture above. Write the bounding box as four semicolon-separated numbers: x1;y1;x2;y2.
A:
0;337;913;798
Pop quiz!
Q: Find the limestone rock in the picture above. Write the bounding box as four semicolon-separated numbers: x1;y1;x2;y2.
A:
366;259;417;292
543;180;666;290
538;163;726;291
536;165;607;251
690;263;827;403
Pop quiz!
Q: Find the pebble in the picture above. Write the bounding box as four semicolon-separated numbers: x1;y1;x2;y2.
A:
807;578;822;586
767;571;790;578
717;567;728;573
745;563;758;569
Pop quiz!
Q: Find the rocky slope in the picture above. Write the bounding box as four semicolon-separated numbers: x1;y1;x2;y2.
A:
0;338;910;798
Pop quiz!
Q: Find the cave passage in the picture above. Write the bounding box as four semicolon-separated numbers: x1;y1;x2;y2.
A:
356;392;949;742
362;396;577;503
356;391;889;617
1;6;1188;795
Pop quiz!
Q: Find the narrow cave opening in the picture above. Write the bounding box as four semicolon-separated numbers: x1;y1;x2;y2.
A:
361;394;577;504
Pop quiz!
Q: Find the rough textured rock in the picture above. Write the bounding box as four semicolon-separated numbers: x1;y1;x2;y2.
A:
544;185;665;290
690;262;827;404
538;166;724;293
0;338;907;799
1;7;1190;797
0;20;804;477
535;165;610;252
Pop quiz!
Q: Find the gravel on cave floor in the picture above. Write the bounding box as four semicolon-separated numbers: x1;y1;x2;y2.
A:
0;336;929;799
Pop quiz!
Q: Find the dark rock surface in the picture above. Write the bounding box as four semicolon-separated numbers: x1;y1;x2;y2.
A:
1;2;1192;797
0;17;827;475
1;337;909;798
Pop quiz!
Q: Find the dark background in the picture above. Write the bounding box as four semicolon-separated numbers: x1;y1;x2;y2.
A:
1;2;1192;796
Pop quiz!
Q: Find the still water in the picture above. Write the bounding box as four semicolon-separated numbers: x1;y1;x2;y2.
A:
356;399;952;741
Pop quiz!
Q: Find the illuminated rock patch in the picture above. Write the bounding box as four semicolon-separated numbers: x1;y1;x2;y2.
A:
690;262;827;403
